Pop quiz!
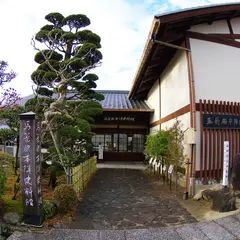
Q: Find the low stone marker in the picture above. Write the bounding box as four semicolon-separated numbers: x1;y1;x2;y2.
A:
211;188;236;212
193;184;236;212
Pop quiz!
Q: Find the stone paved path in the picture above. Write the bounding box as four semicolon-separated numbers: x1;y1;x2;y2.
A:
8;212;240;239
70;168;197;230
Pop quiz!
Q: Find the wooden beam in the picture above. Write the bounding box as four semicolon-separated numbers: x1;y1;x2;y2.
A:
137;84;152;93
159;5;240;23
142;77;156;84
150;104;190;127
208;34;240;39
187;31;240;48
158;32;185;42
207;14;218;25
186;17;196;29
152;39;190;51
103;108;154;112
142;72;158;81
227;10;238;19
227;19;234;35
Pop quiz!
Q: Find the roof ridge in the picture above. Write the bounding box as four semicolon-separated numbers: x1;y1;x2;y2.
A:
155;2;240;18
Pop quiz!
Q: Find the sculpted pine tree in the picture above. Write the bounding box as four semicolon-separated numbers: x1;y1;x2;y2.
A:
30;12;104;180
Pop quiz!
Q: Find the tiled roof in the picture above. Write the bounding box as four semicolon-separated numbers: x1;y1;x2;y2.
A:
97;90;153;112
19;90;154;112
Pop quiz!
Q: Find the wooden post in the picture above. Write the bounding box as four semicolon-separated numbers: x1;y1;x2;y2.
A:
19;112;44;226
183;157;190;200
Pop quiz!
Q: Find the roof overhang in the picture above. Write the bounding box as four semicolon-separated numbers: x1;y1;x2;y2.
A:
103;108;154;112
129;3;240;100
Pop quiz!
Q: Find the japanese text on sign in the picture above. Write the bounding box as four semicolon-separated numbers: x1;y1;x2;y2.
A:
22;120;34;207
203;114;240;129
104;116;135;122
35;121;43;205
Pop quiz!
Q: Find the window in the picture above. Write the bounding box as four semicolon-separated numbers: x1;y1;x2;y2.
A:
92;133;145;153
104;134;112;151
133;134;144;153
92;134;104;151
119;134;127;152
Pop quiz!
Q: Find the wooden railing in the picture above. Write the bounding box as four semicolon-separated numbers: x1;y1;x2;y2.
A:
71;156;97;196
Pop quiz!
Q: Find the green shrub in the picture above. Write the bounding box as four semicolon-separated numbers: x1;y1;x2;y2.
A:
144;130;169;162
0;152;15;174
43;200;58;219
0;165;7;197
52;184;78;213
0;196;6;217
2;195;23;214
0;152;15;163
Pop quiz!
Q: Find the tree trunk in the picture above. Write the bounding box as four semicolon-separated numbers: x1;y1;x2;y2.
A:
14;135;19;175
67;167;71;184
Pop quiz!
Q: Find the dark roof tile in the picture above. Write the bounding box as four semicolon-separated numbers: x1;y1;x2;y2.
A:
19;90;154;112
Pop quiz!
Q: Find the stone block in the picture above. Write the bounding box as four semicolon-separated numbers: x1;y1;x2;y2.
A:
196;221;235;240
214;216;240;238
126;229;153;240
100;230;125;240
149;227;181;240
175;223;209;240
3;212;22;225
52;229;99;240
211;189;236;212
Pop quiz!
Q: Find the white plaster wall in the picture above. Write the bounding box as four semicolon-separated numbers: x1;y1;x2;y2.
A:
149;125;159;135
161;50;190;118
190;39;240;102
147;80;159;124
190;20;230;34
230;18;240;34
161;112;191;160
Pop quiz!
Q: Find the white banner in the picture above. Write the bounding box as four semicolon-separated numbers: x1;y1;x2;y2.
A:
168;165;174;174
223;141;229;187
98;144;103;160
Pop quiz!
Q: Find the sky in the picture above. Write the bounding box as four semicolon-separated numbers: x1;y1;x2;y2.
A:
0;0;238;97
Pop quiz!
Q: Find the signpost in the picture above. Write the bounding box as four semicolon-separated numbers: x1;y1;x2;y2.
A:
223;141;229;188
168;165;174;190
98;143;103;160
203;114;240;129
19;112;44;226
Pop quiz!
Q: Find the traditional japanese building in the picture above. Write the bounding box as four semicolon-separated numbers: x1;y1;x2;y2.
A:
129;2;240;183
92;90;153;162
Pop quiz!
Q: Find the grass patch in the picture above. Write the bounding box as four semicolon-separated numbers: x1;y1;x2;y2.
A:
2;195;23;214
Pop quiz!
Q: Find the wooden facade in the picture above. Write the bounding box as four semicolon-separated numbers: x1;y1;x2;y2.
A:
92;111;151;162
197;100;240;180
128;3;240;187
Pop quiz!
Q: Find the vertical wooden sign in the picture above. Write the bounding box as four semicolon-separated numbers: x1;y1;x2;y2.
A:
223;141;229;188
19;112;44;226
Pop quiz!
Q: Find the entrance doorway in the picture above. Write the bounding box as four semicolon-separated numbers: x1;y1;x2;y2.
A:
91;133;145;162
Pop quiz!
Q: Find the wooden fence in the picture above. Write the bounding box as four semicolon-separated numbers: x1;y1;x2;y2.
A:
199;100;240;180
71;156;97;196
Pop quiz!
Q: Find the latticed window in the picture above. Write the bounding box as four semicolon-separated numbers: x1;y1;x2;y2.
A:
92;133;145;153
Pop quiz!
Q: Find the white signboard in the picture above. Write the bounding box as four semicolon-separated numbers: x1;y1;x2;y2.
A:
223;141;229;187
168;165;174;174
152;159;156;166
98;144;103;160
